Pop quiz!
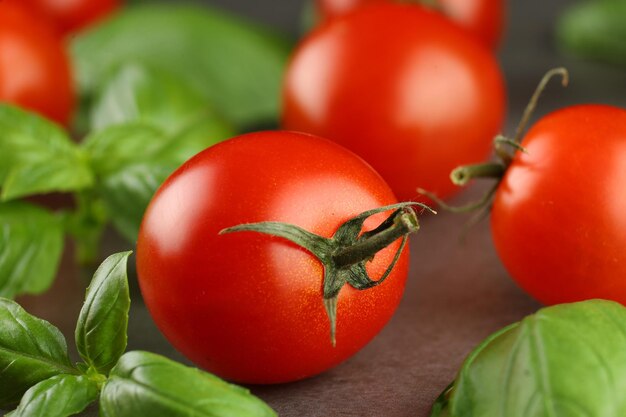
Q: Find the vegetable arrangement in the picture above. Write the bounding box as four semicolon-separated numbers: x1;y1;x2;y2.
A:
0;252;276;417
1;0;626;416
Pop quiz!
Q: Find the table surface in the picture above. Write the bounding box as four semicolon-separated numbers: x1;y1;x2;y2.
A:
12;0;626;416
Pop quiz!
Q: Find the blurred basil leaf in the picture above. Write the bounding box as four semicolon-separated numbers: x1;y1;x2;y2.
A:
100;351;277;417
433;300;626;417
89;63;233;137
0;299;76;408
99;164;173;242
0;202;63;299
76;252;132;375
556;0;626;68
8;374;99;417
71;4;290;128
0;106;93;201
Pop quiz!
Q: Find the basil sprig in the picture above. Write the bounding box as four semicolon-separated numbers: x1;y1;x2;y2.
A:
0;252;276;417
431;299;626;417
0;61;234;299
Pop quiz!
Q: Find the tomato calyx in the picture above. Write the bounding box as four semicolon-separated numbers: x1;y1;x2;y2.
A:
220;202;434;346
420;67;569;214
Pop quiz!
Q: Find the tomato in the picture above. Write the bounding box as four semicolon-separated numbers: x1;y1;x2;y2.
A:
316;0;504;49
491;105;626;305
136;131;410;384
0;2;75;125
283;3;506;203
21;0;121;36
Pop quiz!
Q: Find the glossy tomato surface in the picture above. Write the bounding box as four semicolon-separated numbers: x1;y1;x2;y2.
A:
316;0;504;49
492;105;626;305
0;2;75;125
284;3;506;202
22;0;121;36
136;131;409;384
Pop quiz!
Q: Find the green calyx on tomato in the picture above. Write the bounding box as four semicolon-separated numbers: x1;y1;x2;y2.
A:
420;67;569;212
222;202;434;345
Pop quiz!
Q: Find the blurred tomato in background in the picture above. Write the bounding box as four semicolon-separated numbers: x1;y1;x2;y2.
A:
0;1;75;125
316;0;504;49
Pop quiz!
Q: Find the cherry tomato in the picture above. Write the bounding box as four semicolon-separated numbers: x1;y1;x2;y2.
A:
136;131;409;384
316;0;504;49
0;2;75;125
491;105;626;305
283;3;506;202
21;0;121;36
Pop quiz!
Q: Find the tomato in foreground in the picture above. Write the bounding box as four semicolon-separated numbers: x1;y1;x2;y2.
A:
283;3;506;203
0;2;75;125
136;131;411;384
22;0;121;36
491;105;626;306
316;0;504;49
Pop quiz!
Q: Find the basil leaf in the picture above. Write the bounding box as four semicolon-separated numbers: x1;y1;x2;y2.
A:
100;351;277;417
99;164;173;242
83;124;169;177
71;4;289;128
9;374;99;417
436;300;626;417
0;299;76;408
75;252;131;375
556;1;626;68
0;202;63;299
90;63;226;134
0;105;93;200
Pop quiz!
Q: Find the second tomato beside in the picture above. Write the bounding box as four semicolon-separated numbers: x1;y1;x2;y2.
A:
283;3;506;203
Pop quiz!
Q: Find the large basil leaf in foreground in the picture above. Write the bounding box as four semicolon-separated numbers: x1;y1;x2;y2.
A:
0;202;63;298
100;351;277;417
71;4;290;128
432;300;626;417
0;299;76;408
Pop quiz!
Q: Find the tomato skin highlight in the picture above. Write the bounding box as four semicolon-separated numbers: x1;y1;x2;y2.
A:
136;131;408;384
316;0;504;49
491;105;626;306
0;2;75;125
22;0;122;36
283;3;506;202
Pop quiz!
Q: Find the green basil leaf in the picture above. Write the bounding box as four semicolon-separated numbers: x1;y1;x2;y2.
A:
90;63;223;134
556;1;626;68
0;105;93;200
99;164;173;242
0;202;63;299
83;124;169;177
75;252;131;375
71;4;289;128
100;351;277;417
9;374;99;417
0;299;76;408
437;300;626;417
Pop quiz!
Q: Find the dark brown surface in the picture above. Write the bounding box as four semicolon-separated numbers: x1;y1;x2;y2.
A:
10;0;626;416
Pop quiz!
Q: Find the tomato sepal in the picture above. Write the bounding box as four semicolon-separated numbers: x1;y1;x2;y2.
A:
220;202;433;345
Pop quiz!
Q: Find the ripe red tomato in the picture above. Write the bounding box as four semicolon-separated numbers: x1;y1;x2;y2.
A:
491;105;626;305
316;0;504;49
283;3;506;203
0;2;75;125
136;131;409;384
21;0;121;36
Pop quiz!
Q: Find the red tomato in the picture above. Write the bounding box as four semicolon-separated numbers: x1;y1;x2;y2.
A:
316;0;504;49
136;131;409;383
0;2;75;125
491;105;626;305
21;0;121;36
283;3;506;203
